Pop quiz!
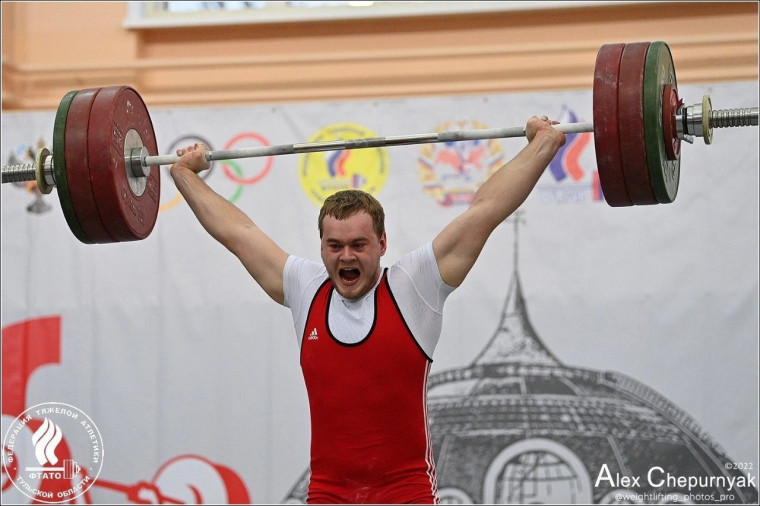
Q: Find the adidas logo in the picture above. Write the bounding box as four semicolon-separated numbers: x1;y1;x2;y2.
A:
308;328;319;341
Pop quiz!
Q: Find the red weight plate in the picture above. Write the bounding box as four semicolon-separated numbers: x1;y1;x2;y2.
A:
88;86;160;242
65;88;116;243
617;42;658;205
592;43;632;207
662;83;681;160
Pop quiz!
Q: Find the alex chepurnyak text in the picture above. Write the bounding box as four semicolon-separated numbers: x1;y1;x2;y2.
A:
595;463;758;503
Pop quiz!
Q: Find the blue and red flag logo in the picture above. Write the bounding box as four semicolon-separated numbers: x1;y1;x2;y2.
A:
538;107;602;203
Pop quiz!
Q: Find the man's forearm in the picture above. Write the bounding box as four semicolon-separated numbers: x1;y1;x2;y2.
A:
168;143;288;303
170;165;255;248
471;131;561;227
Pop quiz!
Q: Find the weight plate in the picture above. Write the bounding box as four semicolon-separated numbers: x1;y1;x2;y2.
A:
592;43;632;207
618;42;658;205
643;41;680;203
87;86;160;242
65;88;116;243
661;83;681;160
53;90;92;243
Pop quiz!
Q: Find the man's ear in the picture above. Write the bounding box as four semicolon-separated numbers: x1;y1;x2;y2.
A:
379;232;387;256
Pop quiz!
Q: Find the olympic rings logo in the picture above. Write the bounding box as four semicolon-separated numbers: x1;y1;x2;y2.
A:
159;132;274;212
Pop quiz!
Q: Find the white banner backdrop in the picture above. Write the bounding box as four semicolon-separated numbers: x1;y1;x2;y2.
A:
2;82;758;504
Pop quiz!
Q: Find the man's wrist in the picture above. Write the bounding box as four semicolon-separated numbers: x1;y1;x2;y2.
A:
169;163;199;180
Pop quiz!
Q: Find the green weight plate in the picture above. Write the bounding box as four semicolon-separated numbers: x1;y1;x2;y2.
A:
643;41;680;203
53;90;92;243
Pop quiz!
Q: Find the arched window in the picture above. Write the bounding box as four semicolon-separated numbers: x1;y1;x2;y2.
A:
483;438;593;504
438;487;474;504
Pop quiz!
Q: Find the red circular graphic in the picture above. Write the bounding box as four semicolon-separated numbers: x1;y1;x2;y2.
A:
221;132;273;185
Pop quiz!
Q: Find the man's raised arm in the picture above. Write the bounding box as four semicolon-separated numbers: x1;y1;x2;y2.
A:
170;144;289;304
432;116;566;288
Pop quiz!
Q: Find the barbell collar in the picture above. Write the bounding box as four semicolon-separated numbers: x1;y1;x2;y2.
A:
702;95;714;145
36;148;54;194
127;146;152;178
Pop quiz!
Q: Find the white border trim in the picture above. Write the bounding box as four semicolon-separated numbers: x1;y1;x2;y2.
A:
124;1;644;29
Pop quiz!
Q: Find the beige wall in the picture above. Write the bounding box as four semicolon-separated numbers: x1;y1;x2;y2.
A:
1;1;758;110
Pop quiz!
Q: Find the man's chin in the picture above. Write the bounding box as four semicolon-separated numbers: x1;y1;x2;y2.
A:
333;280;365;300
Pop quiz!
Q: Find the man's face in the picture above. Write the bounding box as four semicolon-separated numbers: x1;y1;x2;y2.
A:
320;211;387;300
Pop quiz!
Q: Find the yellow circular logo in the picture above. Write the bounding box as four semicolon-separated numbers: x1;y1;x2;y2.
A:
298;123;389;206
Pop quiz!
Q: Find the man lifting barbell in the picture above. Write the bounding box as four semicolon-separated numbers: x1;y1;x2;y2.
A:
169;116;565;504
0;40;757;503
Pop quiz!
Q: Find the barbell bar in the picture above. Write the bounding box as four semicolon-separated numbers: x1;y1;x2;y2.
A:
1;41;758;244
2;123;597;184
138;122;597;169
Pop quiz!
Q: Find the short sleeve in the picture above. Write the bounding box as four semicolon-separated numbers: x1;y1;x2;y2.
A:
283;255;327;345
388;242;456;358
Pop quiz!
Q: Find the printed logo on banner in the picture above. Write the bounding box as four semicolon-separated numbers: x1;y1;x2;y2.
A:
160;132;274;212
5;139;54;214
1;317;251;504
417;120;505;206
298;123;389;206
3;402;104;503
536;106;602;204
160;135;219;212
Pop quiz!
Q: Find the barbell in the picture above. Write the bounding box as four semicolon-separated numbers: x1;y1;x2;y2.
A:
2;41;757;244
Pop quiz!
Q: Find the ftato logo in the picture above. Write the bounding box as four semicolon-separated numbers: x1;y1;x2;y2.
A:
298;123;389;206
3;402;103;504
1;316;251;504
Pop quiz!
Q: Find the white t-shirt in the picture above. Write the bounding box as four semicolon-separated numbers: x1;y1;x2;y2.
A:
282;242;455;359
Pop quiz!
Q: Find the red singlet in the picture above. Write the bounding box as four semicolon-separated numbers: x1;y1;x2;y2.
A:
300;269;439;504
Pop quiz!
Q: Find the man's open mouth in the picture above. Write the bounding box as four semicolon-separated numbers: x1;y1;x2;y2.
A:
339;268;361;284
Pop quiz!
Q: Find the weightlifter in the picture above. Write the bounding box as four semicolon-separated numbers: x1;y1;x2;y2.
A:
169;115;565;504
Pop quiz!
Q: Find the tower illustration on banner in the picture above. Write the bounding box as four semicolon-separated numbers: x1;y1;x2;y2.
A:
283;212;758;505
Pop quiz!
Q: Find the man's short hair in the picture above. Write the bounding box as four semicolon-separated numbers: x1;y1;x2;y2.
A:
318;190;385;239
